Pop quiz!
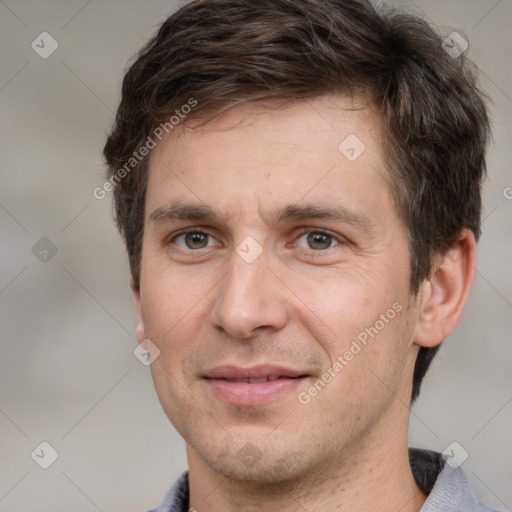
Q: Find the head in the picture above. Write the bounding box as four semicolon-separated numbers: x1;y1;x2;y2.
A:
103;0;490;483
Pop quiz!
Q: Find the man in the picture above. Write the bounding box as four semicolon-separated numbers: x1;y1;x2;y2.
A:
103;0;500;510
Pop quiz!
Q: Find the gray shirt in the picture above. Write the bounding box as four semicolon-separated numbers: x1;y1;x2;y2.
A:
146;449;505;511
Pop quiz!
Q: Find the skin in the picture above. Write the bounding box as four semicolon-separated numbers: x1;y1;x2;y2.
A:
132;95;476;511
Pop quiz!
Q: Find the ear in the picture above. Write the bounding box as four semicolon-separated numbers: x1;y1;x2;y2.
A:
414;229;476;348
131;278;146;345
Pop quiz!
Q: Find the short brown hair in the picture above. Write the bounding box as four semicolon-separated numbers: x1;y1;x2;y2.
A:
103;0;490;403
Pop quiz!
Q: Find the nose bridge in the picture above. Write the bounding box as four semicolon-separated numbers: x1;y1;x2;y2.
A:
211;241;288;339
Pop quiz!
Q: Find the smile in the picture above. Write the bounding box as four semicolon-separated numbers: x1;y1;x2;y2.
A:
202;365;310;406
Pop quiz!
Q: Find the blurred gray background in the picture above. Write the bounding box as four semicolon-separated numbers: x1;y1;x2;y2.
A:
0;1;511;511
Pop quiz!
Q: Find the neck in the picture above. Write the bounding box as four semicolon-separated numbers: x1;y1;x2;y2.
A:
187;406;427;512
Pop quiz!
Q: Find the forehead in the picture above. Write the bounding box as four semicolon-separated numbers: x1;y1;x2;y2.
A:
145;95;395;226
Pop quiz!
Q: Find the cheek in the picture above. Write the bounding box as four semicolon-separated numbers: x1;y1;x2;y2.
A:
141;268;210;430
148;360;204;443
291;269;415;414
300;285;415;420
288;265;405;353
141;260;213;337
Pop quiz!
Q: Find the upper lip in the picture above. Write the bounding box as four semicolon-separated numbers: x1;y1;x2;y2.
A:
203;364;308;380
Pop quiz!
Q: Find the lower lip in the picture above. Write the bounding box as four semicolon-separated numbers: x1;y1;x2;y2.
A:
204;377;308;406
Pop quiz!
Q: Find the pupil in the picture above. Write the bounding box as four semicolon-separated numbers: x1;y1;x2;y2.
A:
308;232;331;250
186;232;207;248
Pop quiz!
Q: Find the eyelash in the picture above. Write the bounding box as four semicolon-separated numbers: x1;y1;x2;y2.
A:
166;227;345;253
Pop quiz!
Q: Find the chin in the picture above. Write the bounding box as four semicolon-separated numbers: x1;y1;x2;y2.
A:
190;430;325;485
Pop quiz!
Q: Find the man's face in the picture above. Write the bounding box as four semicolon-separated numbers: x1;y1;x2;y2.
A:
135;96;421;482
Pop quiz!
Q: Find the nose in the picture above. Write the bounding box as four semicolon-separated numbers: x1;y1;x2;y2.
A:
210;245;289;340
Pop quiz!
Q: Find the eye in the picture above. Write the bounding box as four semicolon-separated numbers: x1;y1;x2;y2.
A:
172;230;218;250
295;230;342;251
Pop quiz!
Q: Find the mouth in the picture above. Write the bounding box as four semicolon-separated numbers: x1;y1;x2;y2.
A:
218;375;299;383
202;365;310;406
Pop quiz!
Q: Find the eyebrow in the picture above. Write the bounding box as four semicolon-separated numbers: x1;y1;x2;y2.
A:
148;201;375;231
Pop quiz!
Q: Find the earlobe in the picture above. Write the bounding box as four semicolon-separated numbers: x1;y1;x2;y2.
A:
131;278;146;344
414;230;476;348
